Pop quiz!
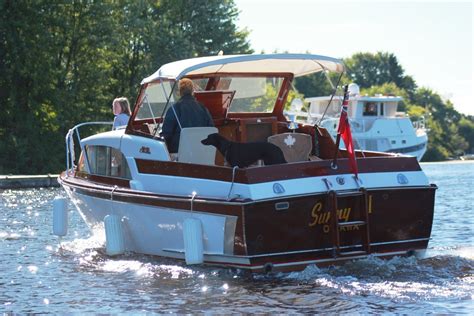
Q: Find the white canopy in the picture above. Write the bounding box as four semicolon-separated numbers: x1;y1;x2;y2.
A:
141;53;344;84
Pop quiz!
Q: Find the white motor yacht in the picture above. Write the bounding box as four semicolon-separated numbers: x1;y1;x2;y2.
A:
302;85;428;161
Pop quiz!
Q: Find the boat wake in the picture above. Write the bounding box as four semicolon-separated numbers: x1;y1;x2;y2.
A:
60;236;473;299
56;236;198;279
51;237;473;313
282;251;473;302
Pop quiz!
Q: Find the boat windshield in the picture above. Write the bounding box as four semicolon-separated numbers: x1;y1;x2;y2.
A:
135;76;283;119
135;81;177;120
221;76;285;113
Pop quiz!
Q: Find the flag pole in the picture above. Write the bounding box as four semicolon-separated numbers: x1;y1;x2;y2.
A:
331;85;348;170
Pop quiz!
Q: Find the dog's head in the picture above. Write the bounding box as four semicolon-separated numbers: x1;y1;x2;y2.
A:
201;133;222;146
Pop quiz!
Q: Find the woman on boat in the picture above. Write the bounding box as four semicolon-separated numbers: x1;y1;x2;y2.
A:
161;78;214;153
112;97;131;130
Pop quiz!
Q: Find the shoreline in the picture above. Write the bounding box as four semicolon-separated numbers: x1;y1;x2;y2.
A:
0;174;60;189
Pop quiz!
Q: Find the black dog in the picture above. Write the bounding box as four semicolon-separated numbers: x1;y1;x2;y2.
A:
201;133;287;168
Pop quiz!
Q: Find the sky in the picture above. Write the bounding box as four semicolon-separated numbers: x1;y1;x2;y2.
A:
234;0;473;115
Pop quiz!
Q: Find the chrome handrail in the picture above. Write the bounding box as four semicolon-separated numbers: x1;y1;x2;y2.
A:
65;121;113;177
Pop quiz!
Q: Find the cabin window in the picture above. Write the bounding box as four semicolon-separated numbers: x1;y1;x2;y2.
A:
363;102;377;116
216;76;284;113
379;103;384;116
84;145;131;179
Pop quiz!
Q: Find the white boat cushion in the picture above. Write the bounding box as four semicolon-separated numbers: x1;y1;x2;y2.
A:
177;127;218;165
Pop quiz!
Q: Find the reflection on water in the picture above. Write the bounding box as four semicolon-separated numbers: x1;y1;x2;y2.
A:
0;162;473;313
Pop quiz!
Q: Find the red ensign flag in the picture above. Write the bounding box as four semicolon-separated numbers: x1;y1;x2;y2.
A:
337;90;358;178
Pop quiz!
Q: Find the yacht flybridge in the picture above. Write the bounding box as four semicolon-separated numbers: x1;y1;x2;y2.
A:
58;54;436;273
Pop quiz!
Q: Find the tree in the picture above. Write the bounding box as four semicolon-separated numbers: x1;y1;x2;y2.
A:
344;52;417;98
412;88;468;160
458;117;474;154
0;0;252;174
294;72;334;98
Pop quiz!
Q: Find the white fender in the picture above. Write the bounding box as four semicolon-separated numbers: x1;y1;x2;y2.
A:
183;218;204;265
104;214;125;256
52;197;68;236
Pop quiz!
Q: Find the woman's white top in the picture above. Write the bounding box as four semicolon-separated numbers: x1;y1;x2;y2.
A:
113;113;130;130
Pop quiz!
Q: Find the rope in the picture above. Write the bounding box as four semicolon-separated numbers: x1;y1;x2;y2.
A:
227;166;238;201
317;71;344;127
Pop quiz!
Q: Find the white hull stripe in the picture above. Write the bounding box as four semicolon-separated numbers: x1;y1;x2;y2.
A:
63;170;431;204
135;170;429;201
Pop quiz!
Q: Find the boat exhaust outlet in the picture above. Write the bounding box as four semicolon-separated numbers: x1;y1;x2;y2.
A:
104;214;125;256
183;218;204;265
52;197;68;236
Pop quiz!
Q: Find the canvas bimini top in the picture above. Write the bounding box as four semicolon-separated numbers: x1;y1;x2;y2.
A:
141;53;345;84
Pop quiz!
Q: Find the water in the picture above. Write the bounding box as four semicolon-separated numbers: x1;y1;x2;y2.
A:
1;161;473;313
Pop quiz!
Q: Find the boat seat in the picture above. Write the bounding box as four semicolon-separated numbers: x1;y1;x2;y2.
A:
268;132;312;163
177;127;218;165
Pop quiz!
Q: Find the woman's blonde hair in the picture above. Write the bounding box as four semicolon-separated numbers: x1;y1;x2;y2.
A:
178;78;194;96
113;97;131;115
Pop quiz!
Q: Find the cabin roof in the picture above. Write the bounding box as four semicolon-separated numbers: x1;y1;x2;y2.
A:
141;53;344;84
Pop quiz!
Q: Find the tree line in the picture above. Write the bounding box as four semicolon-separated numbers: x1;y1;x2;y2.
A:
295;52;474;161
0;0;252;174
1;1;472;174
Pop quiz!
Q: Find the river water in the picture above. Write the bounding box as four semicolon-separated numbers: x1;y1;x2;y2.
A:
1;161;473;313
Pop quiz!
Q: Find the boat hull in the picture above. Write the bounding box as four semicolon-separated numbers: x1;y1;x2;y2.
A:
60;174;436;273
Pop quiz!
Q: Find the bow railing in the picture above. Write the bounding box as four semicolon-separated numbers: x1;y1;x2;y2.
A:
65;122;113;176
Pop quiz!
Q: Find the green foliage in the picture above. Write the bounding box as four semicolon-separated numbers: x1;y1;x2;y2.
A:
0;0;252;174
249;82;304;112
411;88;469;160
458;117;474;153
292;50;472;161
1;0;472;173
344;52;417;97
285;89;305;111
294;72;333;98
248;83;279;112
360;82;410;112
406;105;428;121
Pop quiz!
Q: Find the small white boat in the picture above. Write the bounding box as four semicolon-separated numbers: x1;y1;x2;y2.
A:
300;85;428;161
58;54;436;273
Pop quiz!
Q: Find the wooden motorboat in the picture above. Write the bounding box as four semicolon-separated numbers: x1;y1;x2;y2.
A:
58;54;436;273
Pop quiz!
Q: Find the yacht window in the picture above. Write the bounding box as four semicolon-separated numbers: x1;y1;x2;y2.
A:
363;102;377;116
218;76;285;113
402;140;406;144
391;140;396;144
84;145;131;179
379;103;384;116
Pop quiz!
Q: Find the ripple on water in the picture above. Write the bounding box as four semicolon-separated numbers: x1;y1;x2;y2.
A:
282;254;474;304
1;163;474;313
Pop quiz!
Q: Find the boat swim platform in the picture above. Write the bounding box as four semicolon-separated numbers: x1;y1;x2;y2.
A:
0;174;60;189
